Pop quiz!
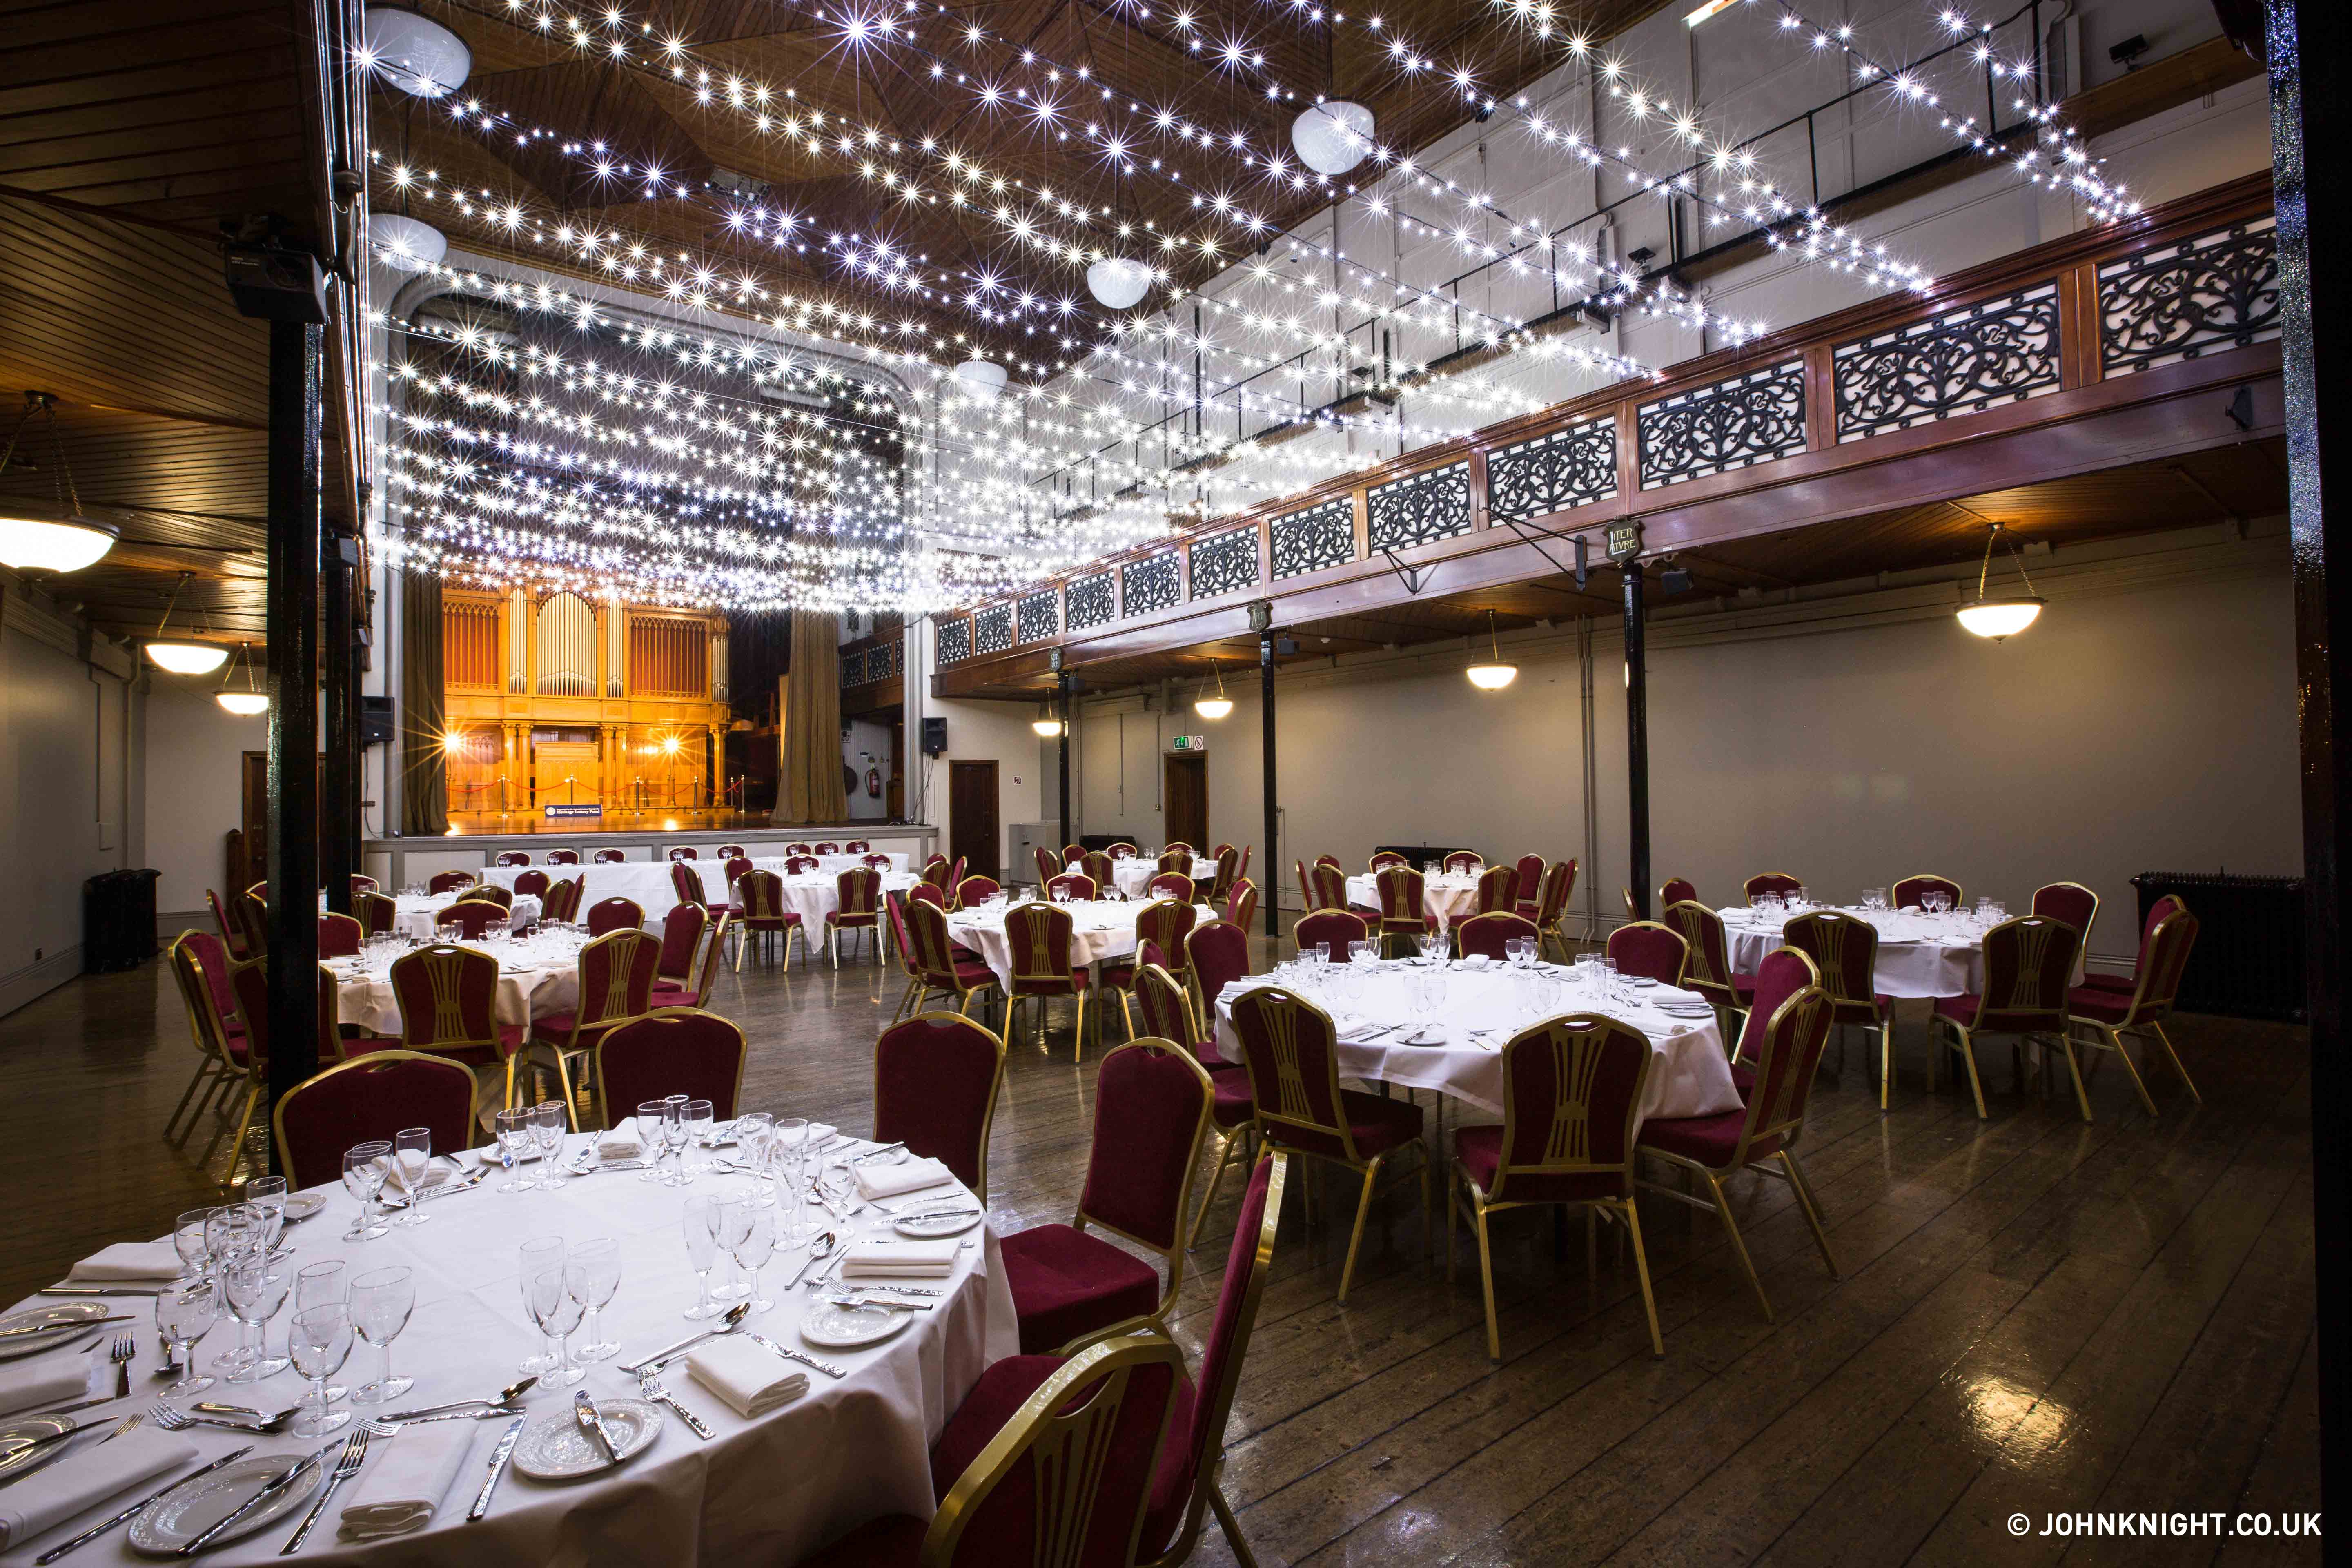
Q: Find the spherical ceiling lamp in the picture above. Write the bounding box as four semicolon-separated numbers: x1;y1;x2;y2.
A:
1956;522;2047;641
1086;257;1154;310
215;641;270;716
1466;609;1518;691
363;7;471;98
0;391;116;573
1292;101;1375;176
953;359;1009;402
1193;663;1233;720
368;212;447;272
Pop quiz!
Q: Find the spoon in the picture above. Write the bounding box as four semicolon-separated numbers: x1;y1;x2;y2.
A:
785;1232;837;1287
380;1377;537;1423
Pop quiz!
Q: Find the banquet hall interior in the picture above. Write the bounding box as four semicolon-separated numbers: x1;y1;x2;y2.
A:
0;0;2341;1560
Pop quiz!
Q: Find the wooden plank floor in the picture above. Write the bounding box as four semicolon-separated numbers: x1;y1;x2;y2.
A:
0;933;2319;1566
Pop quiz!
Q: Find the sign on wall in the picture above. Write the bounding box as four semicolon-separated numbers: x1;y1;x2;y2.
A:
544;803;605;820
1169;735;1207;752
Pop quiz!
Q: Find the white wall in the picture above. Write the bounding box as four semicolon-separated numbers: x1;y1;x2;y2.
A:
144;677;269;922
903;619;1044;877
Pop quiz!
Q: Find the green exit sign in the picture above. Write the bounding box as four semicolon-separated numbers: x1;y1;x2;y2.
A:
1170;735;1207;751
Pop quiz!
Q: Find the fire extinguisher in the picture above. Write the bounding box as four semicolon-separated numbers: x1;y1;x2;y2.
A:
866;766;882;799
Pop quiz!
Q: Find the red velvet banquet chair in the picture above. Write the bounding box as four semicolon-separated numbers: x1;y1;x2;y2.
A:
955;875;1002;909
495;851;530;868
543;878;583;923
530;927;661;1128
668;846;699;861
884;893;924;1022
387;944;530;1111
1743;871;1802;900
1512;855;1546;920
1230;985;1431;1302
1060;842;1085;865
1456;911;1538;961
1638;971;1839;1324
654;911;731;1011
1001;900;1100;1059
784;855;821;877
829;865;884;966
272;1050;477;1190
1032;844;1060;887
207;889;251;962
1368;851;1406;874
545;848;581;866
788;842;817;858
316;911;363;958
1375;864;1436;957
1472;865;1519;933
1047;871;1098;901
1224;878;1258;933
1001;1038;1214;1352
1184;918;1251;1038
671;859;710;908
594;1008;747;1125
844;840;870;855
907;880;947;910
1606;921;1689;987
1163;840;1196;859
1660;900;1751;1022
862;853;893;873
1783;910;1898;1107
1450;1015;1659;1359
1107;842;1140;860
1305;861;1356;921
734;870;805;969
592;848;627;864
1295;908;1369;961
1295;857;1321;915
350;874;379;897
427;869;475;895
1133;961;1254;1250
232;953;368;1078
2031;880;2102;981
1725;947;1817;1093
904;897;1001;1021
875;1012;1007;1203
723;857;754;907
512;869;551;900
813;842;841;855
654;901;708;991
1659;876;1698;907
434;900;507;940
718;844;749;859
1081;849;1115;891
1532;858;1579;960
1443;850;1483;875
165;931;249;1151
1102;898;1196;1030
920;855;952;895
1156;848;1193;876
791;1335;1187;1568
467;882;515;911
2078;893;2186;996
1147;871;1194;903
1928;913;2082;1119
354;891;399;937
1893;873;1964;909
1207;845;1245;907
2060;904;2202;1120
237;889;271;958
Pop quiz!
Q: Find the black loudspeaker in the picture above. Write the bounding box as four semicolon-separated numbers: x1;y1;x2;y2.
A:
922;716;947;756
360;695;395;746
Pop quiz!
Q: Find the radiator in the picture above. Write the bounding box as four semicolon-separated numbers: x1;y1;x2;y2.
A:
2132;872;2306;1022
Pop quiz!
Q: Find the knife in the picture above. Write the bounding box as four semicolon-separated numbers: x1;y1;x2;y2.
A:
178;1443;332;1555
740;1333;848;1380
466;1416;527;1521
572;1391;619;1464
34;1446;253;1564
0;1315;136;1340
36;1287;167;1297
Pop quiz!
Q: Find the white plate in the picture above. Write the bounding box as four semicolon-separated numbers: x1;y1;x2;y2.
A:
511;1399;662;1481
0;1416;80;1487
800;1299;914;1348
0;1301;111;1362
280;1192;328;1223
127;1451;324;1555
892;1208;982;1238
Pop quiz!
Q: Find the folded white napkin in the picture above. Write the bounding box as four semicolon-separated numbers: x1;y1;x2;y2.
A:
66;1240;183;1283
338;1419;475;1540
852;1157;954;1201
839;1240;960;1278
381;1156;450;1197
0;1428;198;1551
0;1355;92;1418
1458;955;1493;971
596;1120;643;1161
686;1336;808;1417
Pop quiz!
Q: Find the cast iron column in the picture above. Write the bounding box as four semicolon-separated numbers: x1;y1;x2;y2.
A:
1261;630;1278;943
1056;670;1072;855
322;532;355;913
264;319;324;1148
1623;559;1650;924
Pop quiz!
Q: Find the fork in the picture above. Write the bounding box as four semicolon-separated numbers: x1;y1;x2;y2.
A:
280;1424;387;1555
99;1412;143;1444
635;1372;713;1441
149;1402;300;1434
109;1335;133;1400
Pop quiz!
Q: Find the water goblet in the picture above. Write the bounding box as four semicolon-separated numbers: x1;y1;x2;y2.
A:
220;1255;290;1383
389;1126;433;1226
172;1208;215;1281
1350;940;1375;966
712;1191;754;1303
636;1101;673;1185
682;1196;722;1319
567;1239;622;1362
526;1267;585;1389
531;1102;568;1185
682;1100;717;1176
295;1261;349;1401
155;1281;219;1397
348;1266;415;1403
661;1098;693;1185
1599;956;1622;1007
727;1199;778;1314
287;1304;354;1437
735;1112;776;1207
494;1108;537;1194
516;1238;566;1374
771;1120;815;1250
242;1176;288;1252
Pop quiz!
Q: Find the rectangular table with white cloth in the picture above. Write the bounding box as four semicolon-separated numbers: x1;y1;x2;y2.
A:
1717;906;1989;999
944;900;1144;993
481;856;906;938
0;1131;1016;1566
742;872;922;941
1343;873;1483;927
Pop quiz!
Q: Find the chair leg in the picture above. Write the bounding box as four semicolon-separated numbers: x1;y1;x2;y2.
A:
1074;994;1087;1064
1620;1202;1665;1358
1781;1152;1838;1279
1947;1020;1989;1119
2147;1021;2200;1102
551;1051;579;1131
164;1060;215;1143
2105;1026;2161;1116
734;929;747;972
1704;1171;1774;1323
1337;1155;1383;1304
214;1083;262;1192
1877;1016;1893;1111
1207;1482;1258;1568
1187;1129;1242;1251
2057;1028;2094;1122
1444;1172;1459;1283
1472;1198;1501;1361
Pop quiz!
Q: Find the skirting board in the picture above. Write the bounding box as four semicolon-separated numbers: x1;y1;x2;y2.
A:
0;945;86;1020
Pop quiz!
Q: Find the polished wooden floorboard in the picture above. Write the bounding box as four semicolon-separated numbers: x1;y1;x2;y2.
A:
0;935;2317;1567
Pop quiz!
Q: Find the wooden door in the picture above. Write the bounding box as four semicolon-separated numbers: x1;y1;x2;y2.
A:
1164;753;1207;852
949;760;999;881
239;752;269;889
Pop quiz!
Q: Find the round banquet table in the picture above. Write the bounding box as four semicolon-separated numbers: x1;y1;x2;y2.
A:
944;899;1143;992
0;1130;1016;1566
1717;906;1989;999
1212;958;1740;1123
1080;856;1213;900
733;871;921;936
327;929;588;1034
386;894;540;945
1343;872;1483;926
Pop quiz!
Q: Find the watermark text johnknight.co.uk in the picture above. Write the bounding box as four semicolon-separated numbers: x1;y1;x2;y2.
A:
2008;1512;2321;1538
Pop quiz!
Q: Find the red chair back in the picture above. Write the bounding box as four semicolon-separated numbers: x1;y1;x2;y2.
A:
355;891;399;936
427;870;474;895
788;843;817;857
1456;911;1537;960
1135;899;1197;978
717;844;748;858
1975;914;2082;1030
736;872;789;927
1308;862;1350;913
207;889;248;960
875;1013;1006;1200
1733;978;1836;1161
1783;910;1881;1019
1369;851;1406;873
1537;859;1577;924
813;842;840;855
1474;864;1518;914
350;874;379;897
1080;1042;1213;1253
172;931;243;1059
1185;919;1251;1012
435;900;506;940
1443;851;1483;875
231;955;341;1069
1731;948;1818;1071
1659;876;1698;907
1162;840;1195;858
1229;987;1362;1161
950;855;967;888
593;848;627;864
318;911;363;958
467;883;514;911
546;849;581;866
725;856;753;889
2141;893;2188;942
495;851;530;867
2117;907;2200;1022
1049;871;1098;900
657;902;708;982
1375;866;1426;933
1294;909;1368;959
671;860;708;907
668;846;699;861
1033;845;1060;887
1148;872;1194;902
1133;964;1200;1051
1606;921;1689;986
1743;871;1802;900
956;875;1002;909
1659;901;1736;1006
238;889;271;956
843;841;869;855
544;878;581;922
921;855;952;892
513;870;550;899
1002;902;1078;996
1081;850;1114;889
1225;878;1258;932
2031;881;2099;940
784;855;820;875
1513;855;1544;910
909;880;947;909
862;853;892;871
1107;843;1139;860
388;944;501;1053
596;1009;746;1121
1061;843;1085;864
905;898;971;991
1893;873;1962;910
272;1051;476;1189
585;896;646;936
1485;1016;1653;1205
835;866;882;922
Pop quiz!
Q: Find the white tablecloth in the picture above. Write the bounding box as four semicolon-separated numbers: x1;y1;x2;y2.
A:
327;931;589;1033
483;858;906;937
945;900;1143;991
1717;906;1987;999
386;894;541;945
1214;961;1739;1122
744;872;921;933
1077;858;1212;900
1343;873;1483;926
0;1132;1016;1567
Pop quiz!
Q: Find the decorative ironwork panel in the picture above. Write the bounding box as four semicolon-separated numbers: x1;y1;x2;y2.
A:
1637;359;1807;489
1122;552;1180;617
875;639;898;680
973;604;1013;656
1271;498;1354;579
1067;571;1115;631
1367;461;1472;552
2100;217;2280;374
1487;419;1618;521
1018;590;1059;643
936;618;971;667
1833;284;2061;441
839;647;862;686
1189;525;1261;599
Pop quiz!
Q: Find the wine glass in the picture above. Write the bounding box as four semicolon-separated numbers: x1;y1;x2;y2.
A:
172;1209;215;1281
532;1267;587;1388
682;1100;716;1177
348;1267;415;1404
567;1238;622;1362
681;1195;721;1319
241;1176;288;1252
661;1098;692;1186
516;1237;566;1375
1349;940;1374;965
494;1108;537;1194
771;1120;814;1250
389;1127;432;1227
287;1304;354;1436
725;1198;778;1314
296;1261;349;1403
531;1102;568;1185
220;1255;290;1383
155;1281;218;1397
636;1101;672;1185
735;1113;775;1207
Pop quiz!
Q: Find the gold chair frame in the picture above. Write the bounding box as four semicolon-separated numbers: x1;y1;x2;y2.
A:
1928;913;2081;1119
592;1007;748;1129
270;1049;479;1189
2058;908;2200;1122
874;1011;1007;1204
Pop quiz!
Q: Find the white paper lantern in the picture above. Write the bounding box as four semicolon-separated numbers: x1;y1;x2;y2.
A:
368;213;447;272
1086;257;1154;310
363;7;471;99
953;360;1009;401
1292;101;1374;176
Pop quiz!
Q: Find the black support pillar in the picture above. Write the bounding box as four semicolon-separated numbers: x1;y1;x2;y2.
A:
1261;631;1278;944
2270;0;2349;1519
1056;669;1072;855
263;319;325;1147
1623;560;1650;925
322;532;356;915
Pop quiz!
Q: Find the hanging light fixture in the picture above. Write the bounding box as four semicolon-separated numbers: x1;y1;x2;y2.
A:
1086;256;1154;310
368;212;447;272
1466;609;1519;690
0;391;116;573
1292;100;1374;175
1031;698;1065;737
144;570;229;675
361;7;471;98
215;642;270;715
1193;663;1234;720
1956;522;2047;640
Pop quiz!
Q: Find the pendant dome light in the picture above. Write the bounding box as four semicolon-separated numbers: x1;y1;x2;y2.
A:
215;642;270;716
0;391;116;573
1086;256;1154;310
1292;100;1375;176
1955;522;2046;641
1466;609;1518;691
144;570;228;675
1031;698;1065;738
1193;663;1234;721
361;7;471;98
368;212;447;272
953;359;1009;402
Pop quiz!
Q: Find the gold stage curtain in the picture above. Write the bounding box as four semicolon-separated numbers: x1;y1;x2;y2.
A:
776;611;846;824
400;570;448;836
